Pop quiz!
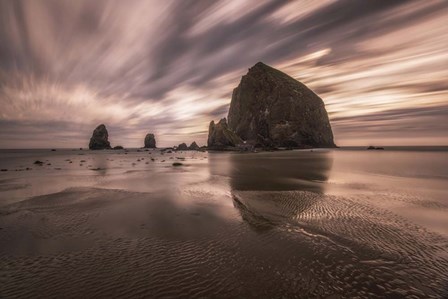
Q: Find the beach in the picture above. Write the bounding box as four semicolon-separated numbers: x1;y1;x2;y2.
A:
1;148;447;298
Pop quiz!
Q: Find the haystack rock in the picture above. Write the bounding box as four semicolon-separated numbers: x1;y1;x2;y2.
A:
144;133;156;148
188;141;200;150
89;124;111;150
207;118;243;149
227;62;335;148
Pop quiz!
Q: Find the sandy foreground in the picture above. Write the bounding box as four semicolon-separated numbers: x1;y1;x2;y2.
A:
1;149;447;298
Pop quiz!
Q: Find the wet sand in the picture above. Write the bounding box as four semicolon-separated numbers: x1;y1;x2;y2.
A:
0;148;447;298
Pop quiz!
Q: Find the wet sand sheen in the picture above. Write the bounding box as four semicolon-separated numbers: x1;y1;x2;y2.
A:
0;149;447;298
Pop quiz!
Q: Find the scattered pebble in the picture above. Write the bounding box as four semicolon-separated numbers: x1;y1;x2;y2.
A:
172;162;183;166
34;160;44;165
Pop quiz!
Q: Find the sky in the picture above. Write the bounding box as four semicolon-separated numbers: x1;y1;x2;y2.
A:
0;0;447;148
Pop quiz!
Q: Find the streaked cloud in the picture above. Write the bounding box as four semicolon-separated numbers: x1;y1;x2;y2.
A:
0;0;447;148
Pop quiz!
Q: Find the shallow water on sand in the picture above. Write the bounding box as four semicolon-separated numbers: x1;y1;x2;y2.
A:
0;148;447;298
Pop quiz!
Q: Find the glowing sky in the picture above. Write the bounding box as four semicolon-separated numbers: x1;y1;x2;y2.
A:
1;0;447;148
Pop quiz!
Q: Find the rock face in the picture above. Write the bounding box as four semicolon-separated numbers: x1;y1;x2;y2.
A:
89;124;112;150
144;133;156;148
227;62;335;148
207;118;243;149
177;143;188;150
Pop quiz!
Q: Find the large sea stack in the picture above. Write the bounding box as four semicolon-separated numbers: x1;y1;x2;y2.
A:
227;62;335;148
207;118;243;150
144;133;156;148
89;124;112;150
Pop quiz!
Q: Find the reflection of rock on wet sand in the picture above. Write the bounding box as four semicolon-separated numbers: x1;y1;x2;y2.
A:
228;151;333;192
232;191;323;231
211;151;333;230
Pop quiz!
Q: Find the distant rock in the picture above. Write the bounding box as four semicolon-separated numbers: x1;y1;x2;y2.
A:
161;148;174;153
188;141;200;150
113;145;124;150
172;162;183;166
227;62;335;148
177;143;188;151
144;133;156;148
207;118;243;150
367;146;384;150
89;124;112;150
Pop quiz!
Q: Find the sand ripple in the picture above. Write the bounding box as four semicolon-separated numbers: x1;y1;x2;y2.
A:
1;188;447;298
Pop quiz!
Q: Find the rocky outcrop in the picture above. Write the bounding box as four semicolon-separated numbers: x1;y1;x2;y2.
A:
89;124;112;150
207;118;243;149
367;146;384;150
227;62;335;148
144;133;156;148
188;141;200;150
177;143;188;151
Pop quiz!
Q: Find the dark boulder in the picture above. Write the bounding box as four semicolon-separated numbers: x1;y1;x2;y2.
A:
144;133;156;148
177;143;188;151
207;118;243;150
188;141;200;150
89;124;112;150
113;146;124;150
367;146;385;150
227;62;335;148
